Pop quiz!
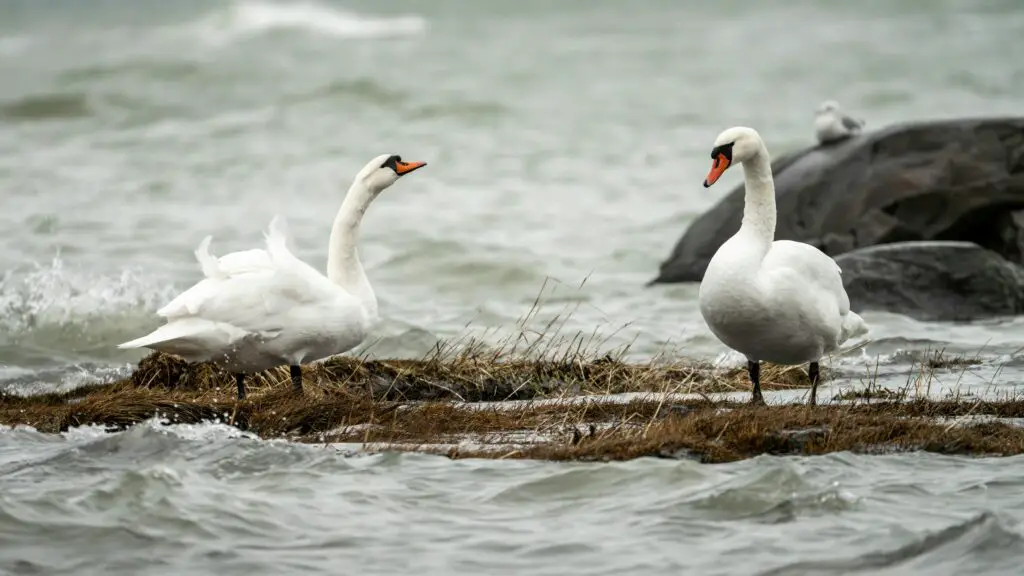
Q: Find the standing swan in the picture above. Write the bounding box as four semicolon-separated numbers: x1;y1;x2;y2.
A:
698;127;867;405
118;154;427;400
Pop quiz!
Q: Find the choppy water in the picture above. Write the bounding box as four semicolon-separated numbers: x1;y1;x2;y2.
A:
2;0;1024;573
4;420;1024;576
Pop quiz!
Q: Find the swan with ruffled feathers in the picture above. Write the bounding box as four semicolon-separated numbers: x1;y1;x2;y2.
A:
117;154;427;400
699;127;867;405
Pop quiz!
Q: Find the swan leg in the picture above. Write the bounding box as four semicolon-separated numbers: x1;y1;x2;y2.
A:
808;362;820;406
290;364;303;393
747;360;765;405
235;373;246;401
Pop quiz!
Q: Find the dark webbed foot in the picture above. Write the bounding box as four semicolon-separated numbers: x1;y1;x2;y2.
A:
290;364;303;393
235;373;246;401
808;361;820;406
747;360;765;405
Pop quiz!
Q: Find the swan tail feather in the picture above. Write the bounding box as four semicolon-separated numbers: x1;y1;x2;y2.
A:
840;310;869;343
117;318;247;360
264;215;293;263
117;322;200;350
194;235;224;279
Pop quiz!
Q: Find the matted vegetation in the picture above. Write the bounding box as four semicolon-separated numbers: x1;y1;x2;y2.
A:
118;346;817;402
0;309;1010;464
0;345;811;434
366;399;1024;464
4;377;1024;463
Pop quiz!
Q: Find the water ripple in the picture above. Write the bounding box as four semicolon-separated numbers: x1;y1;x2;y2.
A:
0;93;92;122
760;512;1022;575
0;420;1022;574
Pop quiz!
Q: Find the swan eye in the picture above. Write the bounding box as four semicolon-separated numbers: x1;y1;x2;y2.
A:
709;142;735;161
381;155;402;171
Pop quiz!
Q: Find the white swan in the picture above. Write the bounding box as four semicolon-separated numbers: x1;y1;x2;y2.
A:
117;154;427;400
814;100;865;144
698;127;867;405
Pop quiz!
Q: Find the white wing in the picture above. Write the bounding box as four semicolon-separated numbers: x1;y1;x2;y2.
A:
763;240;851;317
157;216;348;333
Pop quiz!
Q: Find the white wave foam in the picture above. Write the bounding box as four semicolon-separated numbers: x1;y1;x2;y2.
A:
60;422;111;443
0;254;177;334
0;364;132;398
60;417;267;445
0;35;31;56
187;0;426;45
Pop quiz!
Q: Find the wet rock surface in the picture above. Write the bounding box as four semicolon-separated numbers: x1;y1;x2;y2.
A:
834;241;1024;321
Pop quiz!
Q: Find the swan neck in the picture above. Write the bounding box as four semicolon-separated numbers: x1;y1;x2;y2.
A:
327;180;378;319
739;147;776;246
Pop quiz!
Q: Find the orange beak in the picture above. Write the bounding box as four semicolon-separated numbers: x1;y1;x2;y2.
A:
703;153;731;188
395;160;427;175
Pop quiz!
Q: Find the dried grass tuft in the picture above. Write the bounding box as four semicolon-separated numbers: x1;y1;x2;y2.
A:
379;400;1024;464
100;348;817;403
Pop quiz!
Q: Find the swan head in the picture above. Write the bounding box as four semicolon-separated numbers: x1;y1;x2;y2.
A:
357;154;427;192
703;126;764;188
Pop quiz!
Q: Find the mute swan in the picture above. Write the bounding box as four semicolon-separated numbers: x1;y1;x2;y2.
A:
699;127;867;405
118;154;427;400
814;100;865;144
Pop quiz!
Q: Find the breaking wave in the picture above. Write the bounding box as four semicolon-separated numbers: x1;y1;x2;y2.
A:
0;255;177;394
0;255;175;336
184;0;426;45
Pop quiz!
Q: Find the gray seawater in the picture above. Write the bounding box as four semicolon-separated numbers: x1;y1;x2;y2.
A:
2;0;1024;573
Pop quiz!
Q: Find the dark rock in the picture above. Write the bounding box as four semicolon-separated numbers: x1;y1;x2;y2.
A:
834;241;1024;322
999;209;1024;263
652;117;1024;284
